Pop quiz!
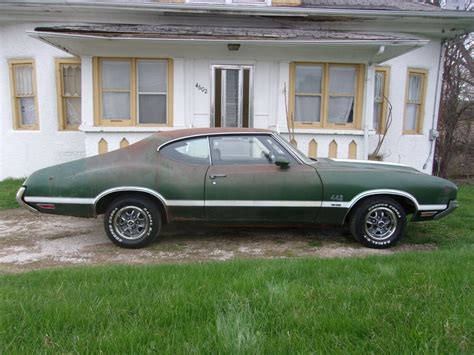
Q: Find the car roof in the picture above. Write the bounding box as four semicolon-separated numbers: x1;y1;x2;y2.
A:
157;127;274;141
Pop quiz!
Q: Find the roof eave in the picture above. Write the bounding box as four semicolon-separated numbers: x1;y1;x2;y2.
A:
29;30;429;47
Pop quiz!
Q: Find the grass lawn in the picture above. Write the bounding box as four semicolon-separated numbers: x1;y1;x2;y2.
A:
0;180;472;353
0;178;23;210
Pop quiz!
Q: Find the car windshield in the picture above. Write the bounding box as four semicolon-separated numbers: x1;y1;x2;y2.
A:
276;135;315;164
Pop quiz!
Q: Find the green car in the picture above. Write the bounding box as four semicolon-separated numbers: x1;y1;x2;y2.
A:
16;128;458;249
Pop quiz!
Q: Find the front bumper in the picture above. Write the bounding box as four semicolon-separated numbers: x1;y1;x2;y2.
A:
16;186;39;214
433;200;458;220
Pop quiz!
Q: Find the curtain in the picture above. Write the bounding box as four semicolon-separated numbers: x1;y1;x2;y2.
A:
328;66;356;124
138;60;167;124
65;97;81;126
63;65;81;96
295;96;321;122
14;65;33;96
408;74;422;102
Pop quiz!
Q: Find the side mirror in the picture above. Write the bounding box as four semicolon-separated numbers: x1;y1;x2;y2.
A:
275;156;290;168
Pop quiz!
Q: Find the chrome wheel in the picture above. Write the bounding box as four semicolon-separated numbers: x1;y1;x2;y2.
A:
112;206;150;241
364;207;398;241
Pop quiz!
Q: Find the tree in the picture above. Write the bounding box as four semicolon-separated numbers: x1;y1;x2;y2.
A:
434;33;473;177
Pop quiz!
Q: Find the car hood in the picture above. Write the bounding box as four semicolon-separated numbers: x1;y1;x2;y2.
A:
312;158;422;174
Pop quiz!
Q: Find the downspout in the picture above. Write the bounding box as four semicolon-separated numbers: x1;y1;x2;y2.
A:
423;40;445;171
364;46;385;159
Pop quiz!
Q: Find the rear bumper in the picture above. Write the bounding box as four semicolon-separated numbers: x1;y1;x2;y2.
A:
433;200;458;220
16;187;39;214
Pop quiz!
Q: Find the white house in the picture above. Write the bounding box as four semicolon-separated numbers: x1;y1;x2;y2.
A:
0;0;473;180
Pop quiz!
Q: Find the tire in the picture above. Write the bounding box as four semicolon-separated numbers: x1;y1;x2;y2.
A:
104;195;161;248
349;197;406;249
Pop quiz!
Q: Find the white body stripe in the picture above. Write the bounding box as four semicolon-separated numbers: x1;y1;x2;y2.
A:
205;200;322;207
25;196;94;204
24;187;448;213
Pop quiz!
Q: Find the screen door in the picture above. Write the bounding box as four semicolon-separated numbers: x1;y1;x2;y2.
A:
211;65;253;128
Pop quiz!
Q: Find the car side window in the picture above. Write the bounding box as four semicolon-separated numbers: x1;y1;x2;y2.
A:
210;135;296;165
160;138;210;165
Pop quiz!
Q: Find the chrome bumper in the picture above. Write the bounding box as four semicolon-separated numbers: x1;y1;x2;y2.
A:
434;200;458;220
16;186;39;214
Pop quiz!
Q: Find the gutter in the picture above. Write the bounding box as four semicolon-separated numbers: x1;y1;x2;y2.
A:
2;1;474;20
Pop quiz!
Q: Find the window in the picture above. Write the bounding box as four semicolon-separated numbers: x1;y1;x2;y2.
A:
160;138;210;165
210;135;295;165
404;69;427;134
56;58;81;130
9;59;38;130
373;67;390;134
290;63;364;129
94;57;173;126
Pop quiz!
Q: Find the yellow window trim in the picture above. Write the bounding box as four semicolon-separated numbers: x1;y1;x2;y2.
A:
403;68;428;135
289;62;365;130
8;59;39;130
374;66;391;134
55;57;81;131
93;57;174;127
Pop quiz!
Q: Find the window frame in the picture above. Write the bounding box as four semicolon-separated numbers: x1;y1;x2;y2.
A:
403;68;428;135
56;57;82;131
289;62;365;130
374;66;391;134
8;59;39;130
209;134;296;166
93;57;174;127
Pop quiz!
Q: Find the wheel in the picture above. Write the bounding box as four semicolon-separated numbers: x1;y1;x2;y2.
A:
104;195;161;248
349;197;406;249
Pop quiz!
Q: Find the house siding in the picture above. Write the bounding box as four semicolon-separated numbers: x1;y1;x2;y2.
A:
0;18;442;179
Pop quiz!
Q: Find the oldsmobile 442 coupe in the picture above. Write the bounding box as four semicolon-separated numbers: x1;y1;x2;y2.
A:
16;128;458;249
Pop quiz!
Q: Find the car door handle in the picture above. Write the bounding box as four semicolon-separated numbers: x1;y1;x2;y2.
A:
209;174;227;179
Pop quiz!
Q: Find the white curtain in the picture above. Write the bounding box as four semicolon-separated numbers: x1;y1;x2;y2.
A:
328;66;356;124
102;92;130;119
14;65;33;96
63;65;81;97
19;98;35;125
408;74;422;102
137;60;167;124
101;61;131;119
328;97;354;123
295;96;321;122
374;72;384;101
296;65;322;94
405;104;418;130
65;97;81;125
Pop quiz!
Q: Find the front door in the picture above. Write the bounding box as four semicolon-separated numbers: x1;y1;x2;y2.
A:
211;65;253;128
205;134;323;223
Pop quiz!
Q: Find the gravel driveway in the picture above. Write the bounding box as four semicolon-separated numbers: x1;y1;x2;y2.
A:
0;209;435;273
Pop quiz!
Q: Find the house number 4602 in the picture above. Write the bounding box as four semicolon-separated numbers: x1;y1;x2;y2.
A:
195;83;208;94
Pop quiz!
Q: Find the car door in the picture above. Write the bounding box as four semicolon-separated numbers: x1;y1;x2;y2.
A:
157;137;210;221
205;134;323;223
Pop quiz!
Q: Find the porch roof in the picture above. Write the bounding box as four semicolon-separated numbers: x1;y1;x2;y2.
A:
31;23;428;63
35;23;426;44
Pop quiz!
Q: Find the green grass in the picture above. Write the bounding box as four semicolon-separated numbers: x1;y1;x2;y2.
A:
405;184;474;248
0;250;473;353
0;182;472;353
0;178;23;210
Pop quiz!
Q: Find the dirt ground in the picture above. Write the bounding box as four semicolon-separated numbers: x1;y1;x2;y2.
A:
0;209;435;273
